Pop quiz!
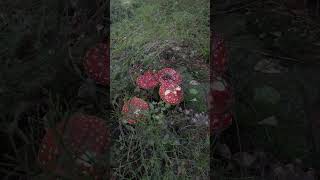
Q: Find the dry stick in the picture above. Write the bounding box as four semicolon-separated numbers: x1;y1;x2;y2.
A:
270;0;319;22
217;0;320;64
229;64;245;177
213;0;264;15
126;134;134;163
266;0;320;31
294;74;317;165
229;43;320;66
270;0;301;16
254;50;320;66
67;47;85;81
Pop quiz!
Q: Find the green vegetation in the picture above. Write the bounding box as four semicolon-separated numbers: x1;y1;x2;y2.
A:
110;0;210;179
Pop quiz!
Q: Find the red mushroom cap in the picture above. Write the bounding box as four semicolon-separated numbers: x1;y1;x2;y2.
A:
122;97;150;124
63;114;110;155
209;76;233;114
37;114;110;179
63;114;110;179
37;124;64;173
159;82;183;105
157;67;182;85
136;71;159;90
84;43;109;86
212;33;228;75
210;112;233;133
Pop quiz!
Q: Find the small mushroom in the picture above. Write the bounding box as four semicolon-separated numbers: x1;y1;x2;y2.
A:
136;71;159;90
83;43;109;86
212;32;228;75
157;67;182;85
159;82;183;105
37;114;110;179
209;76;233;114
122;97;150;124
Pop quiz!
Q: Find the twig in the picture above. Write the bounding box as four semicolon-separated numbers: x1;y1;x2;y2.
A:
213;0;263;15
229;43;320;66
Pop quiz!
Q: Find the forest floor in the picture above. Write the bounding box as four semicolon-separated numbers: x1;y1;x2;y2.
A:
110;0;210;179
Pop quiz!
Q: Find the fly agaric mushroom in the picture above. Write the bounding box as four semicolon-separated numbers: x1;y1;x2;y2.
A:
63;114;110;179
159;82;183;105
157;67;182;85
136;71;159;90
212;33;228;75
83;43;109;86
210;76;233;114
37;114;110;179
122;97;150;124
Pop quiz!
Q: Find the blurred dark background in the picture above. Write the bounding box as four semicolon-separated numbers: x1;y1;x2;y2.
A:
212;0;320;179
0;0;109;179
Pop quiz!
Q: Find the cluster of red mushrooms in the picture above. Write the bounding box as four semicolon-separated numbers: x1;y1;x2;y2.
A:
210;32;234;134
37;42;110;179
122;67;184;124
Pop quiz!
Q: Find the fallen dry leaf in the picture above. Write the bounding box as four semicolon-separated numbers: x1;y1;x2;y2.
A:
258;116;278;126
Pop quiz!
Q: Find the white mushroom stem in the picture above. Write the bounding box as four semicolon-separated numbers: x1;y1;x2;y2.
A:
133;109;141;114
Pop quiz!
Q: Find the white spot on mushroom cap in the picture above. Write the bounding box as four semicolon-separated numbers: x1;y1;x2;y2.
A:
165;90;171;96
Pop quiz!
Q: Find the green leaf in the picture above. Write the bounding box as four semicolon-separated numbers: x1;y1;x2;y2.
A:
189;88;198;95
190;98;198;102
165;103;171;108
258;116;278;126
